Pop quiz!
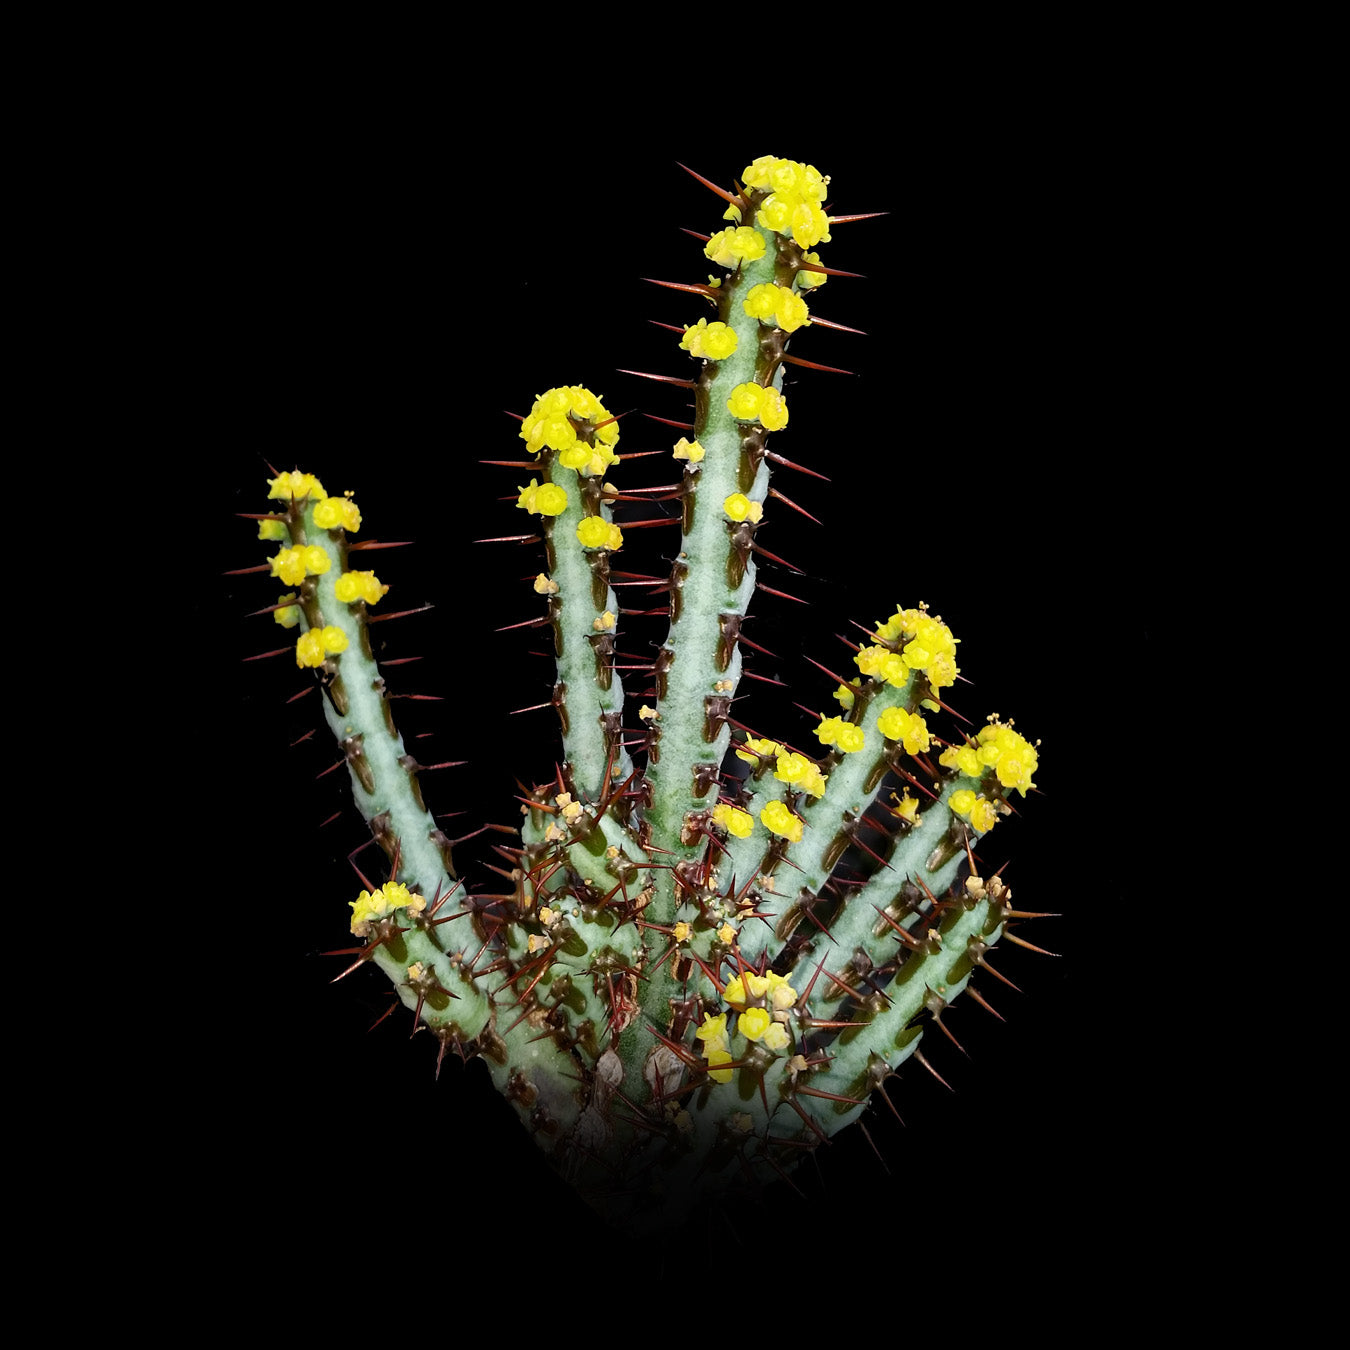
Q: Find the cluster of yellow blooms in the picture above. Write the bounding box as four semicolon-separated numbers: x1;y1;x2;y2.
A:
296;625;348;668
772;750;828;798
726;382;789;430
741;156;832;249
312;495;361;532
723;492;763;523
695;970;799;1080
270;545;330;587
743;282;810;333
855;607;960;691
875;704;930;755
939;720;1039;795
333;570;387;606
712;803;755;838
672;437;705;464
349;881;426;937
760;799;804;842
948;789;1000;834
815;715;866;753
680;319;738;361
704;225;767;269
267;471;326;502
735;736;782;765
576;516;624;550
516;478;569;517
519;386;621;476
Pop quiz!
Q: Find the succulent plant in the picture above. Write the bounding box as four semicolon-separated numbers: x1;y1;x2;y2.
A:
222;149;1077;1238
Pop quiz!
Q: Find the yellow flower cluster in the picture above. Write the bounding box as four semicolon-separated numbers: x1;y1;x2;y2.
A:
869;607;960;690
334;570;387;606
349;881;426;937
723;491;763;523
939;720;1039;795
773;751;828;798
270;545;331;587
741;156;832;249
726;382;789;430
312;495;362;533
876;704;930;755
736;736;781;765
576;516;624;550
743;283;810;333
949;789;1000;834
672;437;705;464
519;386;621;473
712;803;755;838
704;225;766;268
680;319;738;361
267;471;326;502
296;625;348;668
816;715;866;753
724;970;796;1051
760;799;803;842
516;479;569;517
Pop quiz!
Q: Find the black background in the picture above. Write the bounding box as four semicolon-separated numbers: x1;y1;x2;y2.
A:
187;125;1150;1288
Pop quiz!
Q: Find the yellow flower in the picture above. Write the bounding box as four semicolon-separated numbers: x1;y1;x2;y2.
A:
273;594;300;628
712;803;755;838
576;516;623;550
696;1012;729;1045
295;625;348;668
723;492;763;523
257;519;287;542
876;705;930;755
705;1047;734;1084
760;800;803;842
704;225;766;268
735;736;781;765
516;479;569;517
798;251;828;289
738;1007;772;1042
592;611;616;631
673;922;691;943
970;798;999;833
726;383;788;430
312;496;362;532
743;283;810;332
816;716;866;753
334;570;388;606
519;386;620;456
267;470;326;502
762;1023;790;1052
672;437;706;464
533;573;559;595
680;319;739;361
950;789;977;818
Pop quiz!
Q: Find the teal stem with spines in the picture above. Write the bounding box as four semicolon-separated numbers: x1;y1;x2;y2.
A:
641;236;785;918
296;503;459;918
785;899;1004;1138
285;499;587;1144
786;774;993;997
545;455;631;800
